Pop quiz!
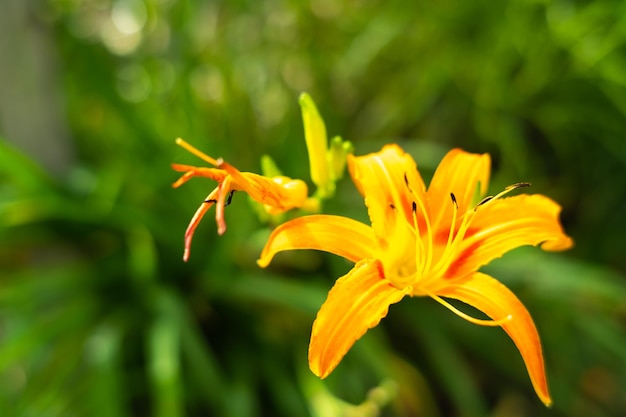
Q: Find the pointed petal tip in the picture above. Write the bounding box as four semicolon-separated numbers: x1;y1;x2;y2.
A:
542;395;553;408
312;369;331;380
298;92;311;105
532;373;552;408
306;259;407;383
540;235;574;251
308;359;328;379
308;336;337;380
437;273;552;408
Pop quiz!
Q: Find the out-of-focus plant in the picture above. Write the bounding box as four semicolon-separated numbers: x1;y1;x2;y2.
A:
170;93;352;261
1;0;626;416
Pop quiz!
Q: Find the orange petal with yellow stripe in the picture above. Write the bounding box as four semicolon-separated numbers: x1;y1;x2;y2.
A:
257;215;378;267
437;272;552;407
348;144;428;240
447;194;574;278
427;149;491;231
309;259;409;378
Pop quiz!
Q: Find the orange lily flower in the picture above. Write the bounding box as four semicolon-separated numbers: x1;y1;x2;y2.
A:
172;138;309;261
258;144;573;406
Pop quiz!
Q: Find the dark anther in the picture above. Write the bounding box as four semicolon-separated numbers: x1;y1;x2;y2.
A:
507;182;531;190
204;190;235;205
411;201;417;212
477;196;493;207
450;193;458;209
225;190;235;206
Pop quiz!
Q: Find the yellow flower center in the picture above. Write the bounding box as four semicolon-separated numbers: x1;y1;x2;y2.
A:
383;195;467;294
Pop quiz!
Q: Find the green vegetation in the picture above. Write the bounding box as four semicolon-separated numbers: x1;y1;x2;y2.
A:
1;0;625;416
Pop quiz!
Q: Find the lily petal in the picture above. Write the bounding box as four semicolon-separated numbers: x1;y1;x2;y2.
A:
216;163;286;209
182;190;217;262
257;215;378;267
171;164;228;188
447;194;573;278
309;259;409;378
427;149;491;231
437;272;552;407
348;145;428;241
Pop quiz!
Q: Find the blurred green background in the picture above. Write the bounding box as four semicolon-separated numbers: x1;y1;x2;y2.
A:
1;0;626;416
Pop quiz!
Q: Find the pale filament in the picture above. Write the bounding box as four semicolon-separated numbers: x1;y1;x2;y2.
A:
176;138;221;167
404;172;434;276
410;204;426;273
420;182;531;287
429;293;512;327
413;196;434;275
427;196;476;281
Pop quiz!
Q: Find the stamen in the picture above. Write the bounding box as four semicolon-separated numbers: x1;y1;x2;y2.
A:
404;171;434;275
476;196;493;208
413;195;434;274
483;182;531;207
225;190;235;206
205;191;235;205
428;182;532;279
411;201;426;271
428;197;476;279
446;193;458;250
430;294;512;327
507;182;531;190
176;138;221;167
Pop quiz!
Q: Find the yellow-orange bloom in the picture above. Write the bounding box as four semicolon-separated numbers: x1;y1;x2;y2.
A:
172;138;309;261
258;145;573;406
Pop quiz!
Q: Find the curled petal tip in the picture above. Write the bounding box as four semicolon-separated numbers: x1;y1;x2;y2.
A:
257;242;275;268
256;248;274;268
541;235;574;251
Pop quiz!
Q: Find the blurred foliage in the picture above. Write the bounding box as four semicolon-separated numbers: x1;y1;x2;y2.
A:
1;0;626;416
